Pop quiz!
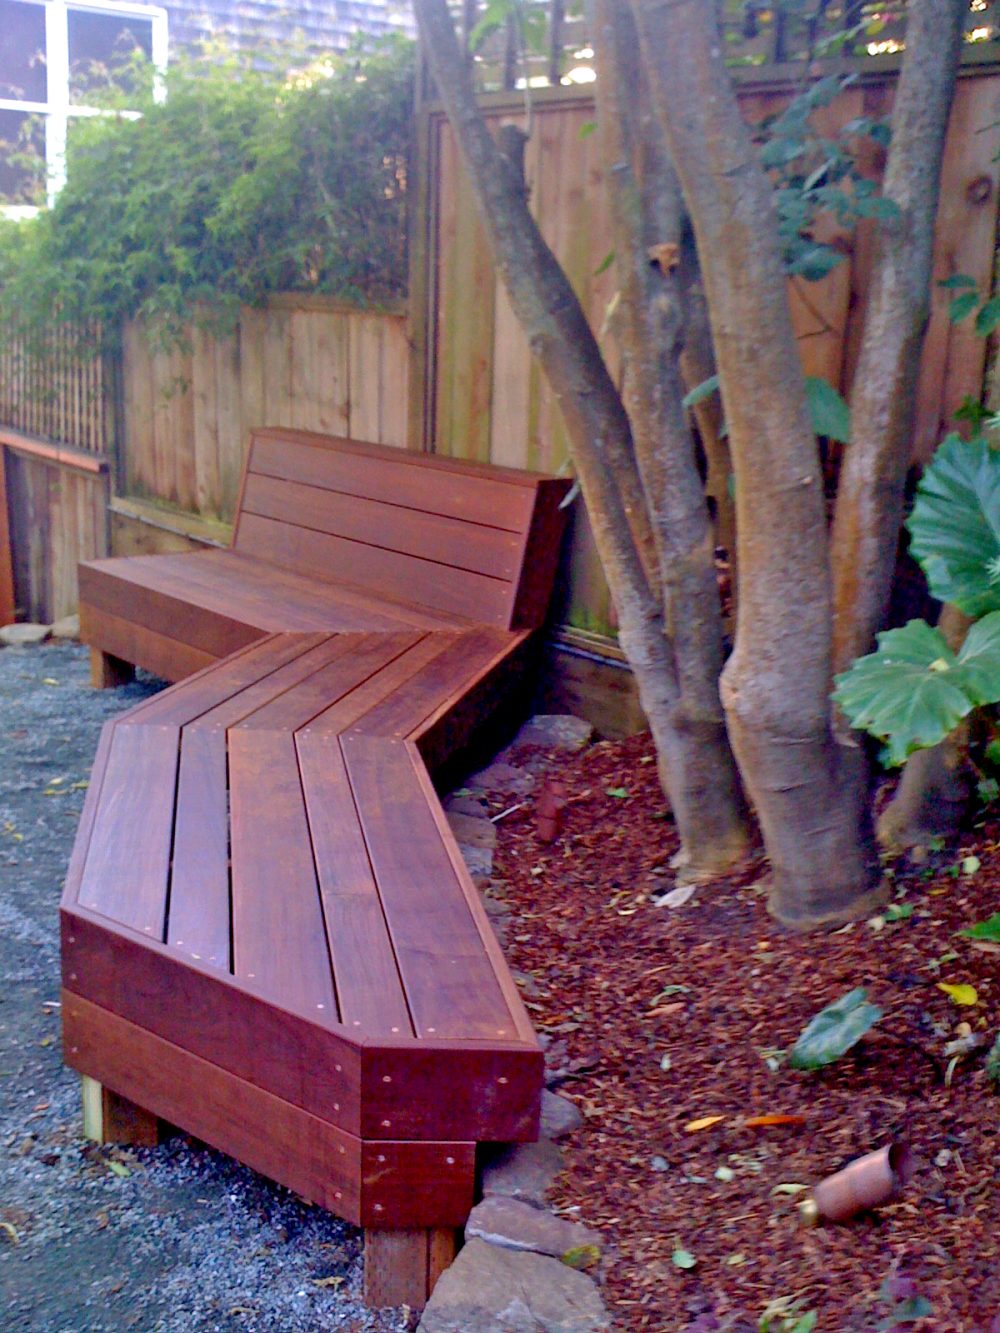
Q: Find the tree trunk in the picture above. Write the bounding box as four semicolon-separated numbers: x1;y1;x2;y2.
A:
877;604;974;852
830;0;966;676
630;0;883;928
414;0;749;876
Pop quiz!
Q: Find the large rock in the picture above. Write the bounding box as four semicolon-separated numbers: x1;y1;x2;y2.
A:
417;1239;609;1333
540;1089;583;1141
467;760;535;797
515;715;594;752
465;1197;602;1264
0;623;50;647
481;1139;563;1206
446;811;497;849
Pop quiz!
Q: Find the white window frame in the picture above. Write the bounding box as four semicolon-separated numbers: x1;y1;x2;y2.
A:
0;0;167;207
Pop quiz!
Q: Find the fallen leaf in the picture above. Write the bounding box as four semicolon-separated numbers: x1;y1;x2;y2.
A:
771;1182;809;1196
937;982;979;1006
659;1053;672;1072
605;787;629;799
42;678;59;686
654;883;698;909
562;1243;600;1270
107;1161;130;1178
672;1247;697;1270
0;1221;18;1245
311;1276;344;1289
725;1252;747;1266
684;1115;726;1133
962;855;981;876
714;1166;735;1182
744;1114;807;1128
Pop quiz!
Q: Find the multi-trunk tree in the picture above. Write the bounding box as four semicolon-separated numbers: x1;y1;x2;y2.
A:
413;0;970;929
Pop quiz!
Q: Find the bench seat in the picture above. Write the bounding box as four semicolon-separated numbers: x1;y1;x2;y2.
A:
63;432;569;1309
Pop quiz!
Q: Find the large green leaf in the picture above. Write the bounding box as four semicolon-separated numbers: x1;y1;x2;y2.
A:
833;620;975;765
907;435;1000;617
957;913;1000;942
805;376;850;443
789;987;883;1070
950;610;1000;703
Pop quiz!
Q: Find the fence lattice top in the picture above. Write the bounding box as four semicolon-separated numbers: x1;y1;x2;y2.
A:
446;1;999;95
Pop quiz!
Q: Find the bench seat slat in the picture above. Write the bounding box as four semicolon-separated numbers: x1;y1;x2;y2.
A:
229;730;336;1021
77;724;178;940
167;729;230;971
303;634;465;736
233;633;421;733
297;732;415;1038
249;431;537;533
349;628;513;740
342;734;518;1042
240;472;523;581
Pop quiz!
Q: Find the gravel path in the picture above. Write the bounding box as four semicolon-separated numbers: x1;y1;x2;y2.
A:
0;641;409;1333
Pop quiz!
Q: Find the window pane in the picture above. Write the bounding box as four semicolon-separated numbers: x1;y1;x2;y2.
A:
0;107;45;203
68;10;153;104
0;0;47;103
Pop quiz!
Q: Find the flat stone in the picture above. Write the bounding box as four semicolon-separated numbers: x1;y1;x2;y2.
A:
481;1139;563;1206
446;811;497;849
459;844;493;884
444;792;490;818
465;1197;602;1264
49;614;80;640
417;1239;609;1333
0;623;50;647
540;1090;583;1141
466;760;535;797
515;714;594;752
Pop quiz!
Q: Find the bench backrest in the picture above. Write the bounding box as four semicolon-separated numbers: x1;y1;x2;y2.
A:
233;429;570;630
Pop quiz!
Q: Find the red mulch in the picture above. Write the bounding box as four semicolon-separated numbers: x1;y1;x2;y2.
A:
489;733;1000;1333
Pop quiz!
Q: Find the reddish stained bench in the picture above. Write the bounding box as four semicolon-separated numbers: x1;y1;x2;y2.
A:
62;431;569;1309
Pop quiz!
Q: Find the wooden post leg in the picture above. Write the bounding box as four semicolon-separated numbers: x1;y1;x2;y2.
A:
81;1075;161;1147
90;647;135;689
363;1227;457;1310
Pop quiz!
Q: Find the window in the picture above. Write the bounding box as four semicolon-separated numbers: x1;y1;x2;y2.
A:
0;0;167;208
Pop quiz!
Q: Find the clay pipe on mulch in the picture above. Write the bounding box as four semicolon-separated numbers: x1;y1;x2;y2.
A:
800;1142;915;1226
536;780;568;843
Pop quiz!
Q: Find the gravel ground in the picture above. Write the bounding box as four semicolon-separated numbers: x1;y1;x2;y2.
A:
0;641;409;1333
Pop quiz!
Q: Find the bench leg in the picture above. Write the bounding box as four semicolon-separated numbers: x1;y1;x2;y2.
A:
81;1075;161;1147
90;648;135;689
363;1227;457;1310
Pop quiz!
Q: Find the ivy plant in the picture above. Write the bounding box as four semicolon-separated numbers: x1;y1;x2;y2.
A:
834;433;1000;764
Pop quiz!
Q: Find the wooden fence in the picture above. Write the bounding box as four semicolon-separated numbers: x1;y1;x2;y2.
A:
0;296;409;623
411;58;1000;637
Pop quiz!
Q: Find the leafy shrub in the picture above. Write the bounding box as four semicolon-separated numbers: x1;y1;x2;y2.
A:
834;433;1000;763
0;35;413;352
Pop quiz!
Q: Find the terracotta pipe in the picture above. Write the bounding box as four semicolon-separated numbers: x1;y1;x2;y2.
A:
536;780;567;843
800;1142;915;1226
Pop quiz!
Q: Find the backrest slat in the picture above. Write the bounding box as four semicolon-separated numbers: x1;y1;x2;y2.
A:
233;430;569;629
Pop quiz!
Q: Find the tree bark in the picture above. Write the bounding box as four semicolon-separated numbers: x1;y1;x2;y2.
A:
631;0;884;927
830;0;965;676
591;0;748;873
414;0;749;876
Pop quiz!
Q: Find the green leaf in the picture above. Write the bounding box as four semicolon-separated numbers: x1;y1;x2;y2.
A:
885;902;914;922
788;987;882;1070
682;374;720;410
805;376;850;443
791;1316;818;1333
907;435;1000;617
833;620;975;765
605;786;629;798
949;290;980;324
958;913;1000;941
787;243;843;282
578;120;597;140
976;296;1000;337
592;250;614;277
671;1248;696;1269
938;273;977;290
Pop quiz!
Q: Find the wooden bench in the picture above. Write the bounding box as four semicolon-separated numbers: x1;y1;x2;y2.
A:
62;431;569;1310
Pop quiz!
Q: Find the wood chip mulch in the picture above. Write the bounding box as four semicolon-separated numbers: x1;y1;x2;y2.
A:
489;733;1000;1333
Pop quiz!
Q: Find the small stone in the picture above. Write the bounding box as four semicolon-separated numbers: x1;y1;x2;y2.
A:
49;614;80;640
540;1090;583;1141
459;844;493;883
466;760;535;797
0;623;50;647
465;1197;602;1263
515;715;594;752
446;811;497;850
481;1139;563;1206
417;1239;608;1333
